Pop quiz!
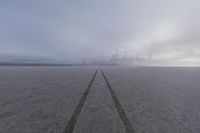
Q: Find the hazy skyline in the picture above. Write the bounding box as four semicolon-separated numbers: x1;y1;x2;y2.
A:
0;0;200;65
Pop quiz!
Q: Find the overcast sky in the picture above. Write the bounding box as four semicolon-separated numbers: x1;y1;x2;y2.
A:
0;0;200;65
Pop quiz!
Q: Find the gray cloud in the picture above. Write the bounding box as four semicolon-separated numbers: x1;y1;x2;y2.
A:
0;0;200;65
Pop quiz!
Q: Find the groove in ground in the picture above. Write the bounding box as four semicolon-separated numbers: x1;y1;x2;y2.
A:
63;69;98;133
101;69;135;133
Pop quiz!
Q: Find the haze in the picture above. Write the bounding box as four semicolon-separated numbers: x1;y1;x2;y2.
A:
0;0;200;65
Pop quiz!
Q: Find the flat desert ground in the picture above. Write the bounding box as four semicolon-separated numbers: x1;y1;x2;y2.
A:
0;66;200;133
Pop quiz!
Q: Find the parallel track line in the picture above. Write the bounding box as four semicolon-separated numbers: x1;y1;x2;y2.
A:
63;69;98;133
101;69;135;133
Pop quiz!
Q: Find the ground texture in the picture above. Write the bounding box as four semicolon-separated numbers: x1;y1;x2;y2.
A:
0;66;200;133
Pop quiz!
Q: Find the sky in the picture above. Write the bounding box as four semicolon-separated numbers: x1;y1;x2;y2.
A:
0;0;200;65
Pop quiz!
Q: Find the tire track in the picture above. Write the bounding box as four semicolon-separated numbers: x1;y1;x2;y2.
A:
101;69;135;133
63;69;98;133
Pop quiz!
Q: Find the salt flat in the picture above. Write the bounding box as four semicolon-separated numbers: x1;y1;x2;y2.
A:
0;66;200;133
73;70;126;133
0;66;96;133
103;67;200;133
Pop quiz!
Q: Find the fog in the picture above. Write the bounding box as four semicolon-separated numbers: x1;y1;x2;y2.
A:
0;0;200;65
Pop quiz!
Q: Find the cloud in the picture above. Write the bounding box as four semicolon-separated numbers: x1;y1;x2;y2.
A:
0;0;200;65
